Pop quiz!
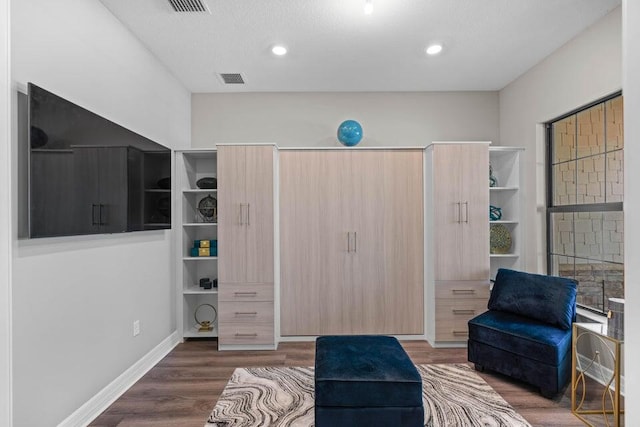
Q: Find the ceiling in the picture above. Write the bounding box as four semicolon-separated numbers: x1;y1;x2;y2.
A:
99;0;620;93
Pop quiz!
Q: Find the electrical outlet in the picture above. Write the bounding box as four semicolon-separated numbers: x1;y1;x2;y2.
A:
133;320;141;336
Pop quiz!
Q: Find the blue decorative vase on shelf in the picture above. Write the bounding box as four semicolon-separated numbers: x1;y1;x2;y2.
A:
337;120;363;146
490;205;502;221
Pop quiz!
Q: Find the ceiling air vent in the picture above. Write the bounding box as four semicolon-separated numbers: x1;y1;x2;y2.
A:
168;0;210;13
219;73;245;85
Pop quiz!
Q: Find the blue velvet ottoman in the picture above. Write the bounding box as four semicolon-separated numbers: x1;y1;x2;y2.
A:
314;335;424;427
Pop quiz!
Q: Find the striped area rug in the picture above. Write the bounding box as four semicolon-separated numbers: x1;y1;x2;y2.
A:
206;363;531;427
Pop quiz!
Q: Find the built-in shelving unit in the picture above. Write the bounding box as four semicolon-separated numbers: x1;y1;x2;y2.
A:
175;149;219;339
489;146;524;279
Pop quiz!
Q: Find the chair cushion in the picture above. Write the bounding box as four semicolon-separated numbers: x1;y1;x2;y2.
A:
315;335;422;408
468;310;572;366
488;268;577;330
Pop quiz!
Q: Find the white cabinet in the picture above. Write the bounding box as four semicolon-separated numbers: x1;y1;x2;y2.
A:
489;147;524;279
279;149;424;336
217;145;276;349
425;142;490;347
431;143;490;281
175;150;219;339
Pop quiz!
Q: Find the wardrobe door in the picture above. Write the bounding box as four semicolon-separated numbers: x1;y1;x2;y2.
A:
380;150;424;333
218;145;247;284
348;150;385;334
279;150;350;335
432;144;465;281
244;145;274;284
459;144;490;280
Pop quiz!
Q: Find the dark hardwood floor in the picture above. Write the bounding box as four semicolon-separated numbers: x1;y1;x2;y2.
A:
90;339;616;427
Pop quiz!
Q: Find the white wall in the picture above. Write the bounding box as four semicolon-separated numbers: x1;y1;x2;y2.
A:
499;7;622;273
11;0;190;425
1;0;12;425
192;92;499;147
499;6;640;424
622;0;639;424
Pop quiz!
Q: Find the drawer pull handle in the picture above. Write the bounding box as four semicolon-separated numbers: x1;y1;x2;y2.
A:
452;309;476;315
451;289;476;295
234;292;258;296
235;312;258;316
452;330;468;336
235;333;258;337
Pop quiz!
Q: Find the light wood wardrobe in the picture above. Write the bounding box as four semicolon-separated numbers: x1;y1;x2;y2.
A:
217;144;275;348
279;149;424;336
425;142;490;346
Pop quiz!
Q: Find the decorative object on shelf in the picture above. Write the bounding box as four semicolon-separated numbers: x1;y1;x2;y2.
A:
489;163;498;187
157;177;171;190
156;196;171;219
199;277;218;289
489;205;502;221
490;224;512;254
190;239;218;257
196;194;217;223
194;303;217;332
197;176;217;189
194;239;214;248
337;119;363;146
607;298;624;339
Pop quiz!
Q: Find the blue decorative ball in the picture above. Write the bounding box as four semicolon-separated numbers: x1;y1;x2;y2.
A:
337;120;363;146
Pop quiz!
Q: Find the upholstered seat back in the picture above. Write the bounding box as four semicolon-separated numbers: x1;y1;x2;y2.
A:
488;268;578;330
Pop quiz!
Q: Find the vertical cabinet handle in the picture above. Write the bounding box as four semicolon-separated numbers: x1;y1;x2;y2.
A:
99;204;106;226
456;202;461;223
238;203;251;226
346;232;358;253
463;202;469;223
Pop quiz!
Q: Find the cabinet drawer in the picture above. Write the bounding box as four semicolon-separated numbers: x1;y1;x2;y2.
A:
435;318;471;341
218;323;274;345
435;281;490;299
219;283;274;302
219;302;274;324
435;299;487;322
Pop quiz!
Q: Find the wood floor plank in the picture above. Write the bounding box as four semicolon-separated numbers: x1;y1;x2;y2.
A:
89;339;617;427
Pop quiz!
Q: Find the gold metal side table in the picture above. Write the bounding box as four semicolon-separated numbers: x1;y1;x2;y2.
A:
571;322;624;426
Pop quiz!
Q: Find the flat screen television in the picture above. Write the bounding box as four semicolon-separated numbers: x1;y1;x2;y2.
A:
28;83;172;238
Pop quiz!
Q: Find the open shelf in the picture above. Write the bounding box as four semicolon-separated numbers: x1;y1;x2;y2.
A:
176;149;219;342
183;285;218;295
182;188;218;194
490;147;524;279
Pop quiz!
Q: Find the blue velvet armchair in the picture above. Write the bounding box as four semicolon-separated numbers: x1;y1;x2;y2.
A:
467;268;577;398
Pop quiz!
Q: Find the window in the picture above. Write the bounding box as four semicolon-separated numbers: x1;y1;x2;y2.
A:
547;93;623;313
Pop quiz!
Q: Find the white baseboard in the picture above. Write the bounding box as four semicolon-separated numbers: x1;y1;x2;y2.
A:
218;344;278;351
277;335;429;343
57;331;180;427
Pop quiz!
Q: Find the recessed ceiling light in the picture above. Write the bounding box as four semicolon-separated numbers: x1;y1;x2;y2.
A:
364;0;373;15
272;45;287;56
426;44;443;55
